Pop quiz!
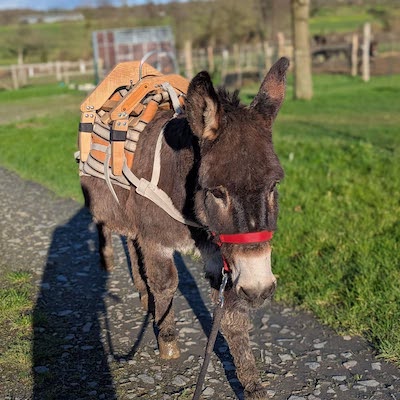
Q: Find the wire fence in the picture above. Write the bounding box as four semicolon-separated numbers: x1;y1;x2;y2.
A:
1;31;399;91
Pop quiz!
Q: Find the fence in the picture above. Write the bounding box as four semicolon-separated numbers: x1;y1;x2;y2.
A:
180;37;293;88
1;28;399;91
0;60;94;90
181;26;400;86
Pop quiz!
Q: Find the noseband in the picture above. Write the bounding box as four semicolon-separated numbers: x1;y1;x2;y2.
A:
213;230;274;272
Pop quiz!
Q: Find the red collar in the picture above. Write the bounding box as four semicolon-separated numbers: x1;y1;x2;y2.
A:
218;230;273;244
213;230;274;272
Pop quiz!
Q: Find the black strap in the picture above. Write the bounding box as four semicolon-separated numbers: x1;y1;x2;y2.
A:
192;305;224;400
79;122;93;132
110;129;127;142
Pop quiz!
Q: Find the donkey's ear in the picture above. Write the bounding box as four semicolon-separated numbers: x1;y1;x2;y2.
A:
250;57;289;123
186;71;222;141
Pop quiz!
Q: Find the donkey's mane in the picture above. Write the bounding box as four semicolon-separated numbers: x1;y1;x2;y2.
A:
217;87;244;112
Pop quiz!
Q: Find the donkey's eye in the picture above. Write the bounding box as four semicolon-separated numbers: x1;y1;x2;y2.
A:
209;187;226;199
269;181;279;193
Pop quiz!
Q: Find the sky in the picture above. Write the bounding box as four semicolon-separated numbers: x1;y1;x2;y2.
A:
0;0;171;11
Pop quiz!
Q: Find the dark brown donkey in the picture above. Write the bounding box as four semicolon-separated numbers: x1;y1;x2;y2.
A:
81;57;288;399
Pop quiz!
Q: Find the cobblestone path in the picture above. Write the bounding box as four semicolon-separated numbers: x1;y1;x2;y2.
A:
1;167;399;400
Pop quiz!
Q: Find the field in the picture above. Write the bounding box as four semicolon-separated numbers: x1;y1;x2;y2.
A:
1;2;399;65
0;72;399;368
309;4;397;34
0;84;84;200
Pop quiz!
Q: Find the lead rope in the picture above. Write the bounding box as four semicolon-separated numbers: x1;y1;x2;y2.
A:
192;270;229;400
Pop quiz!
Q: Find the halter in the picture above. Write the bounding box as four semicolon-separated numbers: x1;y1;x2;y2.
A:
213;230;274;272
193;228;275;400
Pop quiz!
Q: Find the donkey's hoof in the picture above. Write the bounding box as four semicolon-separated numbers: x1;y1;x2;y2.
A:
245;384;270;399
158;337;180;360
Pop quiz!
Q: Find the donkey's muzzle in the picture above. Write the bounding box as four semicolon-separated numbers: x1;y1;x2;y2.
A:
237;281;277;306
231;246;276;307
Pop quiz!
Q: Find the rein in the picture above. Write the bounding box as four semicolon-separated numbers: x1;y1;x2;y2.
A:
192;230;273;399
192;270;228;400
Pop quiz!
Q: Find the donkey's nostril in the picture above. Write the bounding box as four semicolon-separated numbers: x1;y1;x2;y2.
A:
238;287;259;301
238;283;277;302
262;282;277;299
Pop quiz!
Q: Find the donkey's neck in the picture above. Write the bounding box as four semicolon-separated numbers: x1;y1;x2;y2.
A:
133;111;200;224
162;115;200;221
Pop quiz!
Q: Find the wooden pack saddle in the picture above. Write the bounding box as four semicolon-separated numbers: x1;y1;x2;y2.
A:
76;61;189;190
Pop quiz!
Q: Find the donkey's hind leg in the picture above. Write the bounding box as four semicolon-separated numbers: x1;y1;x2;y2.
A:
216;289;268;400
97;222;114;271
126;238;151;311
142;247;180;360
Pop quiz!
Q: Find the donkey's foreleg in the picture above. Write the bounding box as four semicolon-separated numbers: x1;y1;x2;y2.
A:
97;223;114;271
126;239;150;311
144;250;180;359
216;289;268;400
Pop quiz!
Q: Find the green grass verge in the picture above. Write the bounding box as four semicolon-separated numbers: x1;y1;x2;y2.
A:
0;84;85;202
0;74;400;364
0;271;35;388
244;74;400;362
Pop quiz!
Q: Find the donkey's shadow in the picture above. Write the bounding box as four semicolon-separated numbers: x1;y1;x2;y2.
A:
32;208;116;399
33;207;244;399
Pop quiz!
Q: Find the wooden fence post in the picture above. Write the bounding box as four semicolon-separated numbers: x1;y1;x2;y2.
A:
184;40;194;80
277;32;285;58
207;45;214;74
56;61;62;81
351;33;359;77
263;41;273;72
11;65;19;90
233;43;242;87
221;49;229;84
64;61;70;84
79;59;86;73
362;22;371;82
18;65;27;87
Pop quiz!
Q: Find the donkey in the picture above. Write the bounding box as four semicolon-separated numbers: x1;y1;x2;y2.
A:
80;57;288;399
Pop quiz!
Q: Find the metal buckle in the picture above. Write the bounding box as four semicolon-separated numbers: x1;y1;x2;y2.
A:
218;269;229;308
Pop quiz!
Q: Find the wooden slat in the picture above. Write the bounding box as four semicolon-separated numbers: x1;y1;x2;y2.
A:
80;62;161;112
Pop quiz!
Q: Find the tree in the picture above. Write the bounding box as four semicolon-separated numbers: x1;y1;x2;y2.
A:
5;24;44;65
291;0;313;100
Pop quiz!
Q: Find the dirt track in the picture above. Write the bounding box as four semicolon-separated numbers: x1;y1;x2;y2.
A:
1;166;400;400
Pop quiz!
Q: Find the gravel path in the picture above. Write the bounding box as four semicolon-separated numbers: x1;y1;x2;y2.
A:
1;166;399;400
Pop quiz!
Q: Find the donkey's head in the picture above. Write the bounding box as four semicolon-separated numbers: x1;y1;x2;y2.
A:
186;58;289;307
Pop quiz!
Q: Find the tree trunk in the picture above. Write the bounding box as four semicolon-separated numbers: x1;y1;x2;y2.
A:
291;0;313;100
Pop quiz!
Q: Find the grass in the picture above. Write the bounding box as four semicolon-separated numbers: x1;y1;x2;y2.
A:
1;3;399;65
0;271;35;389
310;5;377;34
243;74;400;362
0;84;85;201
0;73;400;365
0;14;171;65
310;4;400;34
